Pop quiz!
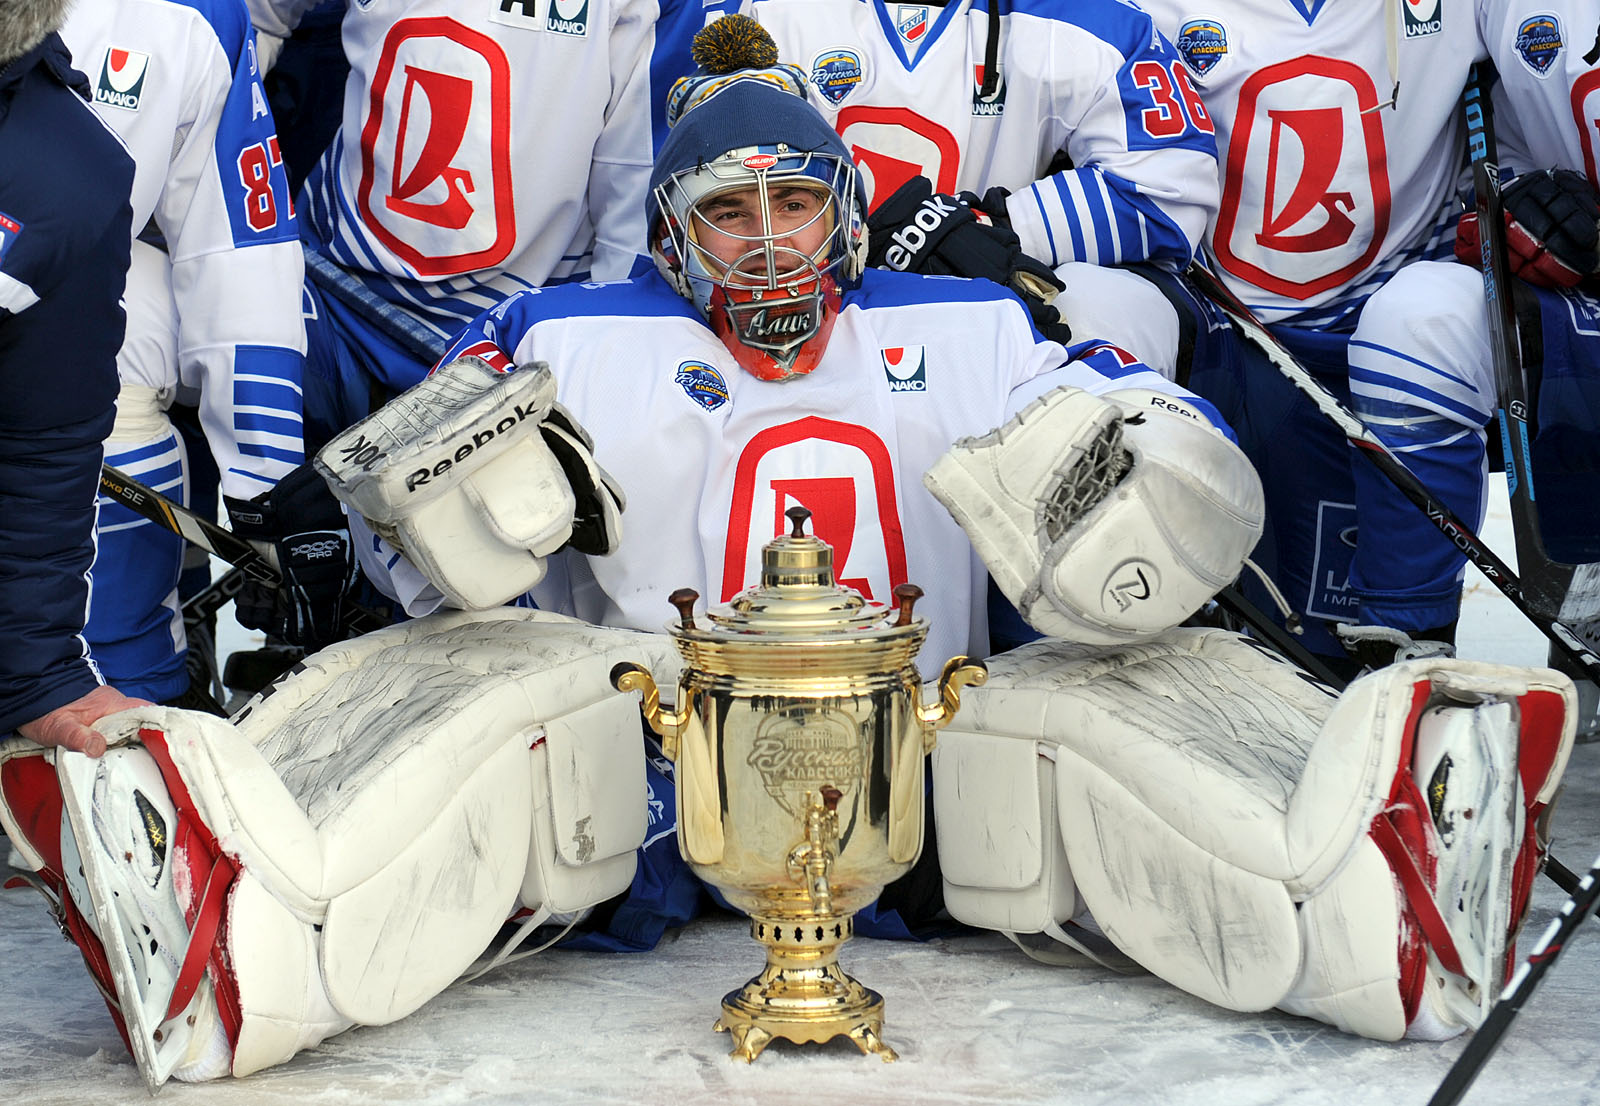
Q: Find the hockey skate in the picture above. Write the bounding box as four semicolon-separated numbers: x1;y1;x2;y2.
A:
55;737;235;1089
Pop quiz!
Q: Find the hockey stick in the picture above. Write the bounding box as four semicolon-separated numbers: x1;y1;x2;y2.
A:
99;464;385;634
181;565;249;631
1183;263;1600;684
99;464;280;584
1463;66;1600;630
1426;849;1600;1106
303;248;449;367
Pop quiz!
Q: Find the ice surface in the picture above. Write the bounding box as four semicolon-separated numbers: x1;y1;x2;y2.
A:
4;478;1598;1105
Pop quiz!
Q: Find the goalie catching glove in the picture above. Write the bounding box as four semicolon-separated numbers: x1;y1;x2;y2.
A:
925;385;1264;644
866;177;1072;344
313;355;623;610
1454;167;1600;289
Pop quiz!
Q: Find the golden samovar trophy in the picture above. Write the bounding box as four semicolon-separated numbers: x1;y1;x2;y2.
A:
610;506;986;1062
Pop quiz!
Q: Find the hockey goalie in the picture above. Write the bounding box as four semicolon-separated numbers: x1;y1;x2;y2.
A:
0;63;1576;1088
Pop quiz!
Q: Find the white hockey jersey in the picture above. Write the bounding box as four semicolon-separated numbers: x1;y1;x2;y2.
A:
738;0;1219;269
1137;0;1485;327
248;0;710;336
373;270;1206;668
62;0;306;498
1479;0;1600;179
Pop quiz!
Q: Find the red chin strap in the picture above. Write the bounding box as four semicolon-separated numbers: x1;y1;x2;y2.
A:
709;279;841;382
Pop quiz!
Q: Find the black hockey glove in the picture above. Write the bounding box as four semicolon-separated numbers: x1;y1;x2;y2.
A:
540;402;625;557
225;462;359;651
866;177;1072;343
1455;168;1600;288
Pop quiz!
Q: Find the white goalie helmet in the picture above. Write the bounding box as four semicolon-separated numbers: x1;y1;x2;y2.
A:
648;81;868;382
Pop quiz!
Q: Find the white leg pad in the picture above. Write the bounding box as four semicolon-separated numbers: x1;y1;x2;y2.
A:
933;629;1575;1037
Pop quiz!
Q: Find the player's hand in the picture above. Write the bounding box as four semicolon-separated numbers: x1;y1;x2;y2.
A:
1455;168;1600;288
226;463;358;651
866;177;1071;342
16;685;152;758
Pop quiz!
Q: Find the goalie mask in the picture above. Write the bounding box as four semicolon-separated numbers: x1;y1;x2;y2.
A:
649;82;867;382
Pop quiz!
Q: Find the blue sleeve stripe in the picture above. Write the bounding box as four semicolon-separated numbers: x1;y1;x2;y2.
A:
104;438;180;468
1349;338;1473;387
1084;172;1118;265
226;466;277;488
1115;195;1145;264
234;379;302;408
98;457;184;492
1348;367;1485;424
1026;184;1061;266
236;442;304;464
1050;176;1088;264
234;411;303;436
234;346;302;384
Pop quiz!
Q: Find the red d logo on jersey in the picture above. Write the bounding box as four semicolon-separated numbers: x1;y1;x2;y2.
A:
1215;57;1390;300
835;106;960;210
358;18;514;278
722;417;909;602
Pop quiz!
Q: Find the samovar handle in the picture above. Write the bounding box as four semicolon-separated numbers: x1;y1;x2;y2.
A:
917;655;988;749
609;663;691;762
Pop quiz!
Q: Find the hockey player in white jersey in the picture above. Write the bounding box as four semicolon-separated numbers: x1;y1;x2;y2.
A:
1343;2;1600;669
0;66;1574;1089
60;0;306;706
244;0;713;444
1123;0;1492;671
724;0;1221;372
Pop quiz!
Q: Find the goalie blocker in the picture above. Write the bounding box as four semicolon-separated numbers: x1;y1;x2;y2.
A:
0;609;677;1088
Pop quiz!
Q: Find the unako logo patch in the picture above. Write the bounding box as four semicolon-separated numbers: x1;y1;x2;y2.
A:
548;0;590;36
1402;0;1442;38
972;65;1005;115
880;346;926;391
96;47;150;110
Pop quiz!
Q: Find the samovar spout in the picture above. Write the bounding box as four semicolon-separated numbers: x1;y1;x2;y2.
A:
786;786;843;916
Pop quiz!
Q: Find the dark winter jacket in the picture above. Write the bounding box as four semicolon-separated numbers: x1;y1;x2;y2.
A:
0;4;135;731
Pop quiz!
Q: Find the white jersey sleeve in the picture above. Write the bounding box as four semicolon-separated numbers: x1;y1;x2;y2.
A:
64;0;306;500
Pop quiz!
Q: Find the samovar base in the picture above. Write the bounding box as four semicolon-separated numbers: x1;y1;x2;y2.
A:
712;914;898;1063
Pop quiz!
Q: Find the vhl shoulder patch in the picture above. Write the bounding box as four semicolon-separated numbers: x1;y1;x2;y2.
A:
676;361;729;410
881;346;926;392
547;0;590;36
96;47;150;111
1515;14;1564;75
1175;19;1228;77
1402;0;1442;38
810;48;864;106
0;211;21;266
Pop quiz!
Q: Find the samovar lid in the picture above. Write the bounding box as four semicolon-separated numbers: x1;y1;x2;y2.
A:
666;507;928;648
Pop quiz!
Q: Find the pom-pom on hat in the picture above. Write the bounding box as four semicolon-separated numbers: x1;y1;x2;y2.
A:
664;14;811;128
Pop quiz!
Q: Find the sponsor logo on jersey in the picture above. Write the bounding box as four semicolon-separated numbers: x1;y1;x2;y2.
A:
895;5;928;44
1401;0;1442;38
358;21;516;277
676;361;730;410
1515;14;1564;76
0;211;20;265
1305;500;1359;621
971;64;1005;116
95;47;150;111
1175;20;1228;77
722;419;909;602
880;346;927;391
810;48;863;106
548;0;590;36
488;0;543;30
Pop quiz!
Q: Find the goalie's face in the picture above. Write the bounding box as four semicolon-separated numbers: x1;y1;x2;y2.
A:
688;182;833;280
653;146;862;383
